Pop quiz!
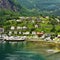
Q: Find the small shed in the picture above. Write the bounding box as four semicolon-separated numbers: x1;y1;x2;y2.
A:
0;28;4;33
36;32;44;37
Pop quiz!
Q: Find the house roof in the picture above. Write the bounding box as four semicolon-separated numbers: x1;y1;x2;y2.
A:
0;28;4;33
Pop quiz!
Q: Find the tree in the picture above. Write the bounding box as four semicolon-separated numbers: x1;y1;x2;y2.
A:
51;25;56;32
49;18;57;32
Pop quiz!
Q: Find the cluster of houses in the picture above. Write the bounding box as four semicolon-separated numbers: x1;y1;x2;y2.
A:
0;16;60;41
9;26;36;35
0;27;60;42
8;17;42;35
7;16;60;35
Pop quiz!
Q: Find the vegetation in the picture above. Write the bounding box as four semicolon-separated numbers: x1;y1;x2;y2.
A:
1;15;60;36
0;0;60;36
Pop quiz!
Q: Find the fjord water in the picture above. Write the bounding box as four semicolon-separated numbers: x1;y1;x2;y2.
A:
0;42;46;60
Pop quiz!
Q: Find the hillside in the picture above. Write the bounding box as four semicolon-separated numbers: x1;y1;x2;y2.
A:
0;0;40;17
18;0;60;15
18;0;60;10
0;0;60;16
0;0;22;17
0;0;22;26
0;0;21;11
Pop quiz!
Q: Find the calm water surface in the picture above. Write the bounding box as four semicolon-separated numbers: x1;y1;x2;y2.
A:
0;42;59;60
0;42;46;60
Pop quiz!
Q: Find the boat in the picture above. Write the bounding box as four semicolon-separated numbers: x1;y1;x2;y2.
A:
4;36;27;42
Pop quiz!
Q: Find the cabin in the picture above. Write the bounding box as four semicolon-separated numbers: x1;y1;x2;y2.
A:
22;26;27;30
32;20;35;23
14;31;17;34
58;35;60;38
36;32;44;37
0;28;4;33
16;19;22;22
17;26;22;30
11;26;15;30
45;16;49;19
32;31;36;35
9;31;12;35
19;32;21;34
19;17;25;20
35;24;38;28
23;32;30;35
55;18;60;23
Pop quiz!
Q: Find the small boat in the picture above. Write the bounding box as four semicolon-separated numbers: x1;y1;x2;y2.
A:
47;49;60;53
4;36;27;42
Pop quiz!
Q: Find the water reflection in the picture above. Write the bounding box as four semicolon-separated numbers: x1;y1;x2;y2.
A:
0;42;46;60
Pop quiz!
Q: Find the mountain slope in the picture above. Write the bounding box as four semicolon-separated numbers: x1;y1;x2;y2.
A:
18;0;60;15
0;0;60;16
0;0;21;11
0;0;22;25
18;0;60;9
0;0;38;16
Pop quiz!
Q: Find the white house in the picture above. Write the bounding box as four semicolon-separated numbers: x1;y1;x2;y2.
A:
23;26;27;30
19;32;21;34
17;26;22;30
45;16;49;19
11;26;15;30
32;31;36;35
35;25;38;28
14;31;17;34
57;35;60;38
19;17;25;20
32;20;35;23
42;21;45;23
9;31;12;35
23;32;30;35
55;18;60;23
16;20;22;22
